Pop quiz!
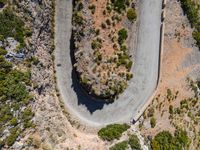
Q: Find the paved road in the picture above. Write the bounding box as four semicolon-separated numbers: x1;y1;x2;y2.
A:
55;0;162;127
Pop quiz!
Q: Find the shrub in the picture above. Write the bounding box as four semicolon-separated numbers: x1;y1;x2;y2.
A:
0;48;7;55
179;0;200;48
151;129;189;150
128;135;141;150
98;124;130;141
118;28;128;44
179;0;199;27
151;131;173;150
150;117;156;128
127;8;137;22
73;11;84;25
111;0;126;13
106;18;111;26
101;22;106;29
88;4;96;14
126;73;133;80
193;30;200;48
5;127;20;146
9;117;18;126
0;8;25;46
0;44;33;147
95;28;100;35
109;141;128;150
77;2;83;11
174;129;189;148
147;107;154;117
125;60;133;70
91;39;102;50
169;105;173;114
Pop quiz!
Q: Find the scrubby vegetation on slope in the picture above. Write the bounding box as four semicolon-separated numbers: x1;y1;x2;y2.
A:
108;134;142;150
180;0;200;48
109;141;128;150
141;83;200;149
151;129;189;150
0;8;34;148
98;124;130;141
0;49;34;148
128;134;142;150
73;0;137;100
0;8;26;47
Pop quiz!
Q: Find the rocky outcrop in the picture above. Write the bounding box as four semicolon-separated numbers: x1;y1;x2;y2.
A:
72;0;136;100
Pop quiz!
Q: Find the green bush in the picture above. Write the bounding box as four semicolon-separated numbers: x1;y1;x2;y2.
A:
0;41;33;147
127;8;137;22
73;11;84;25
150;117;156;128
88;4;96;14
111;0;126;13
193;30;200;48
125;60;133;70
91;39;102;50
151;129;189;150
109;141;128;150
26;56;40;66
5;127;20;146
147;107;154;117
180;0;200;48
118;28;128;44
101;22;106;29
9;117;18;126
98;124;130;141
128;135;141;150
180;0;199;27
0;8;25;46
0;48;7;55
169;105;173;114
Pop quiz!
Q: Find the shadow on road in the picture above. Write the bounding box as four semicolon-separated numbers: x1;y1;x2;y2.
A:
69;32;110;113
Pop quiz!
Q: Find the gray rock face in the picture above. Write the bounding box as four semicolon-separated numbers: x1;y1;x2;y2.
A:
12;142;23;150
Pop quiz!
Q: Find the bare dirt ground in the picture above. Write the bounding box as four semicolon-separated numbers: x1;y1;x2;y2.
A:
139;0;200;144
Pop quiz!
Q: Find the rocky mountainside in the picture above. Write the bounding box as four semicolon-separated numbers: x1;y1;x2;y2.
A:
73;0;137;100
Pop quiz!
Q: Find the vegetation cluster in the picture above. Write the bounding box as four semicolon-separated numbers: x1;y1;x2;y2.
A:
109;135;142;150
180;0;200;48
0;48;34;148
141;82;200;149
98;124;130;141
0;8;34;148
151;129;189;150
0;8;26;47
98;123;142;150
72;0;137;100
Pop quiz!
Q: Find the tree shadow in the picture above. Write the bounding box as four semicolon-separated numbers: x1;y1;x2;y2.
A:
69;32;110;114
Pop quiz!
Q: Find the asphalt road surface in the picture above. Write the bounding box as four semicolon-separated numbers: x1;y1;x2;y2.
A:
55;0;162;127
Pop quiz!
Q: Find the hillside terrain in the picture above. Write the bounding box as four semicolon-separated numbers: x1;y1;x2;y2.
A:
73;0;137;100
139;0;200;149
0;0;199;150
